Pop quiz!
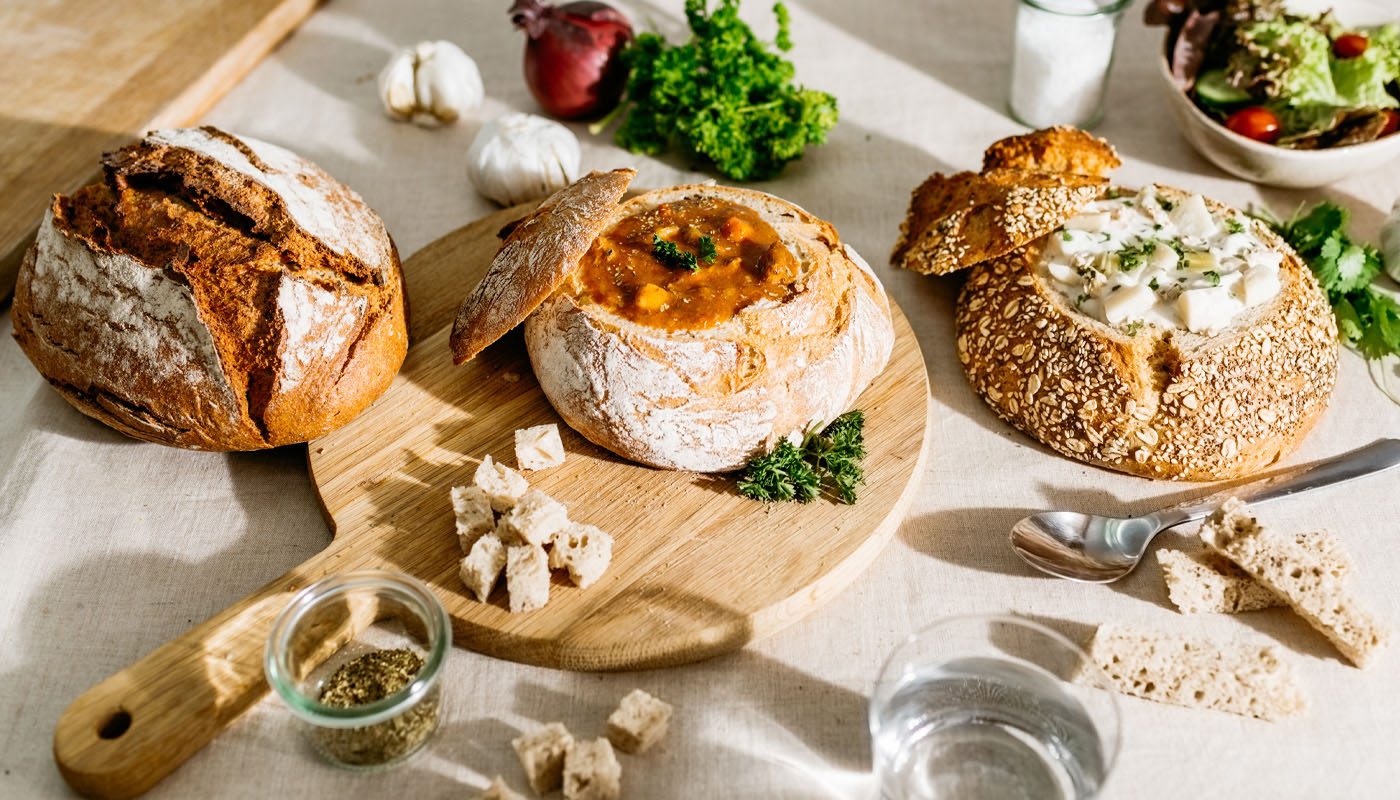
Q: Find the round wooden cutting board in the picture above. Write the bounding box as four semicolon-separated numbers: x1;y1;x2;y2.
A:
308;204;933;671
52;203;930;800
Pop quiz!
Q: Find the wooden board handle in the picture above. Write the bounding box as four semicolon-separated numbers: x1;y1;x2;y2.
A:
53;543;353;799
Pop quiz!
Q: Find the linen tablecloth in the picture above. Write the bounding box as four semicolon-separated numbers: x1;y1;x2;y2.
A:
4;1;1400;796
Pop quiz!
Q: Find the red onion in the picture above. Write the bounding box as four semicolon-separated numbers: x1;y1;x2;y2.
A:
510;0;633;120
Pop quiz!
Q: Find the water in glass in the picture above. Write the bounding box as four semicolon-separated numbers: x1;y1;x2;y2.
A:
873;655;1108;800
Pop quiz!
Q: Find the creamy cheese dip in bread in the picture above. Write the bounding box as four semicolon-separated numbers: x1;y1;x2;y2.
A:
1039;186;1281;334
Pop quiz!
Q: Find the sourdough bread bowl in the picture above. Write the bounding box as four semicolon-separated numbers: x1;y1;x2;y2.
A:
954;185;1337;480
451;170;894;472
10;127;408;450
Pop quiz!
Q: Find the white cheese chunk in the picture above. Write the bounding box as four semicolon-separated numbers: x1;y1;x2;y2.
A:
1047;261;1079;285
1148;243;1179;272
1102;284;1157;325
1246;249;1284;271
1066;212;1111;232
514;423;566;470
1239;263;1281;307
1178;286;1241;334
1184;250;1219;273
1170;194;1218;239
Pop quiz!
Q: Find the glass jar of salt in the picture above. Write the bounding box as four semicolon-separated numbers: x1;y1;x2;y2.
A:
1009;0;1132;129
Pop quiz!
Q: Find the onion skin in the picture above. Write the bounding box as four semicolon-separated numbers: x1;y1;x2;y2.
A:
511;0;634;120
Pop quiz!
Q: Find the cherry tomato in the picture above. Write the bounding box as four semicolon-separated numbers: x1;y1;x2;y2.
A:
1226;107;1282;144
1333;33;1369;59
1382;110;1400;138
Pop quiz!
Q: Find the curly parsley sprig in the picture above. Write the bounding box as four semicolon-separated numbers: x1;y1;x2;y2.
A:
652;234;718;271
737;410;867;504
593;0;839;181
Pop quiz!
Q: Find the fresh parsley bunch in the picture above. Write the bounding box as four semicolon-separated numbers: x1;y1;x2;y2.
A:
602;0;838;181
737;410;867;504
1258;202;1400;359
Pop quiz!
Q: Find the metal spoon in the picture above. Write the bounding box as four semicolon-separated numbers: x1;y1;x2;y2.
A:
1011;438;1400;583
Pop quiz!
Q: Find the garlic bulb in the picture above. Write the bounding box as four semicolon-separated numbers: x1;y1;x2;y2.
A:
467;112;581;206
378;41;483;125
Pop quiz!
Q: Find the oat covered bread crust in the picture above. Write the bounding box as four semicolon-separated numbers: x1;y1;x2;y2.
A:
10;127;407;450
450;169;635;364
890;168;1106;276
954;186;1337;480
981;126;1122;177
524;183;894;472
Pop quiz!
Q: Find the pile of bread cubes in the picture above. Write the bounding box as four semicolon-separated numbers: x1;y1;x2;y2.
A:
1075;498;1390;721
476;688;674;800
452;424;613;612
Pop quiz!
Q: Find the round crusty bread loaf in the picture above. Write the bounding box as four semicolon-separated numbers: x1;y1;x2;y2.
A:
955;186;1337;481
523;184;895;472
10;126;408;450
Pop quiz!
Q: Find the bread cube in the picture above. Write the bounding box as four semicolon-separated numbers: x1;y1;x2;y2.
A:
459;533;507;602
563;738;621;800
500;489;569;546
605;688;672;754
506;542;550;613
515;424;566;470
549;522;613;589
477;775;527;800
474;454;530;512
451;485;496;552
512;722;574;795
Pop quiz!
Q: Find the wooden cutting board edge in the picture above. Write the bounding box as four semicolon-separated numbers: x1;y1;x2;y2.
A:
0;0;321;301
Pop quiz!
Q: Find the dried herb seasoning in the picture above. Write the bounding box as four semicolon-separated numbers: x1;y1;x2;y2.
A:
310;648;439;767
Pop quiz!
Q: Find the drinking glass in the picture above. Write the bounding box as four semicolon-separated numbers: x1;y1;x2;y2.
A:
869;615;1120;800
1009;0;1133;129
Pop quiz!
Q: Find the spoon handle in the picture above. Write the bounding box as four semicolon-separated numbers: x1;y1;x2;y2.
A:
1151;438;1400;529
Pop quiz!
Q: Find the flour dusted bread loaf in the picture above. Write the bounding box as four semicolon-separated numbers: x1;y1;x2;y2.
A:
10;126;407;450
452;172;894;472
955;185;1336;480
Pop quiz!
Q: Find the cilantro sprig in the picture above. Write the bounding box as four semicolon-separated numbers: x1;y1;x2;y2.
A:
1254;201;1400;360
737;410;867;504
596;0;838;181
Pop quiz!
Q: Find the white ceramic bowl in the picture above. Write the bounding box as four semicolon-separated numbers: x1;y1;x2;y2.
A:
1156;0;1400;188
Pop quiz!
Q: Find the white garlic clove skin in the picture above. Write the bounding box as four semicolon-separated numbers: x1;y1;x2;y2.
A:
416;40;484;124
377;40;483;125
377;47;418;120
467;112;581;207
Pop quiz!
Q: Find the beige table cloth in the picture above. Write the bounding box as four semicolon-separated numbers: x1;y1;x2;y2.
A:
4;0;1400;796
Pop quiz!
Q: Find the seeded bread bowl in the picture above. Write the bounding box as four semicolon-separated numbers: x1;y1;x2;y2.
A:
955;185;1337;480
451;171;894;472
11;127;408;450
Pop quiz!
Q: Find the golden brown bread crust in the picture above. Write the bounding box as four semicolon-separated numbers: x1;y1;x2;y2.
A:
450;169;635;364
890;168;1106;276
981;126;1121;177
10;127;407;450
954;188;1338;480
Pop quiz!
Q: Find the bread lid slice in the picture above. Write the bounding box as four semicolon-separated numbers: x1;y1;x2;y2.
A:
891;167;1106;276
981;125;1121;176
450;168;635;364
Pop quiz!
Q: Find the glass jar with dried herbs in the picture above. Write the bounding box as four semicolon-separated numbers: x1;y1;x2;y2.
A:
264;571;451;770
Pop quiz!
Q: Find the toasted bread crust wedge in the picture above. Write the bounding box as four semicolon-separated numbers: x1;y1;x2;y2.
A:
891;168;1106;276
981;126;1121;177
955;187;1337;480
450;169;635;364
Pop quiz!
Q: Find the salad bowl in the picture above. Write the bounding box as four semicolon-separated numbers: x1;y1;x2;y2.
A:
1156;0;1400;188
